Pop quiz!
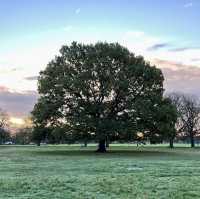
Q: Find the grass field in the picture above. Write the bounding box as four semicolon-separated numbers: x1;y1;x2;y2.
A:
1;144;200;199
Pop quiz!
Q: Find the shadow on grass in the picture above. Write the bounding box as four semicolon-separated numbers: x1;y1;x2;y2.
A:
31;149;176;158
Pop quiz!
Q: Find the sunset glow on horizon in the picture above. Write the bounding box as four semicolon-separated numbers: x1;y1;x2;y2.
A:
9;117;25;127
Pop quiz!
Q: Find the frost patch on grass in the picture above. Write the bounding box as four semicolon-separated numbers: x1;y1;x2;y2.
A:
127;167;143;171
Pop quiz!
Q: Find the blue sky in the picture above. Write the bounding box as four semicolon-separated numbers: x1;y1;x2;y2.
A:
1;0;199;45
0;0;200;121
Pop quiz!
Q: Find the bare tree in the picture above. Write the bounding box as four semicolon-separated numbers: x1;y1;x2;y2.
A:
181;95;200;147
0;109;8;129
0;109;9;144
169;93;200;147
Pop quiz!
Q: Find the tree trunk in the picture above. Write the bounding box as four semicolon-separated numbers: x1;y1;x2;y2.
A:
84;139;87;147
169;138;174;148
96;139;106;152
190;134;195;148
106;136;109;148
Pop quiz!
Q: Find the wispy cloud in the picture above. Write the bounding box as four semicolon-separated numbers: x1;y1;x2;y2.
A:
169;47;191;52
153;59;184;69
75;8;81;14
121;30;200;69
147;43;170;51
24;76;38;81
169;47;200;52
0;66;22;74
121;30;161;55
184;2;193;8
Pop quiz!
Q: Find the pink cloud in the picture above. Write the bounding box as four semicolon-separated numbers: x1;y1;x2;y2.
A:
0;88;38;117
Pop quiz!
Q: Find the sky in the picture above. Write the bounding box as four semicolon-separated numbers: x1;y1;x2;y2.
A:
0;0;200;123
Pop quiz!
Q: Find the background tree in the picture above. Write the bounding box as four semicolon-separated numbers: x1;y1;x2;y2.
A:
0;109;8;129
13;115;34;145
168;93;185;135
0;109;10;144
0;128;11;144
14;127;32;145
32;42;164;152
169;93;200;148
180;95;200;147
31;125;48;146
139;97;177;147
155;98;177;148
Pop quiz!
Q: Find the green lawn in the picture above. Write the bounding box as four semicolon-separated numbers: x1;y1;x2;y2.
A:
1;144;200;199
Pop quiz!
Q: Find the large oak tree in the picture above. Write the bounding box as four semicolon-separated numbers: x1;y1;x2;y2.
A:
32;42;164;152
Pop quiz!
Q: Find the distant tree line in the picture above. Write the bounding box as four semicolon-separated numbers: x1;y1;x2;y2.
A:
29;93;200;149
1;94;199;150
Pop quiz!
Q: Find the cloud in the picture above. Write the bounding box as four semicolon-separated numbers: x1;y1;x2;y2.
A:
152;58;200;96
75;8;81;14
134;31;200;95
191;58;200;62
153;59;193;69
169;47;191;52
147;46;200;68
121;30;161;55
184;2;193;8
169;47;200;52
121;30;200;74
0;86;9;92
24;76;38;81
0;36;68;91
162;66;200;96
147;43;170;51
0;87;38;117
0;66;22;74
